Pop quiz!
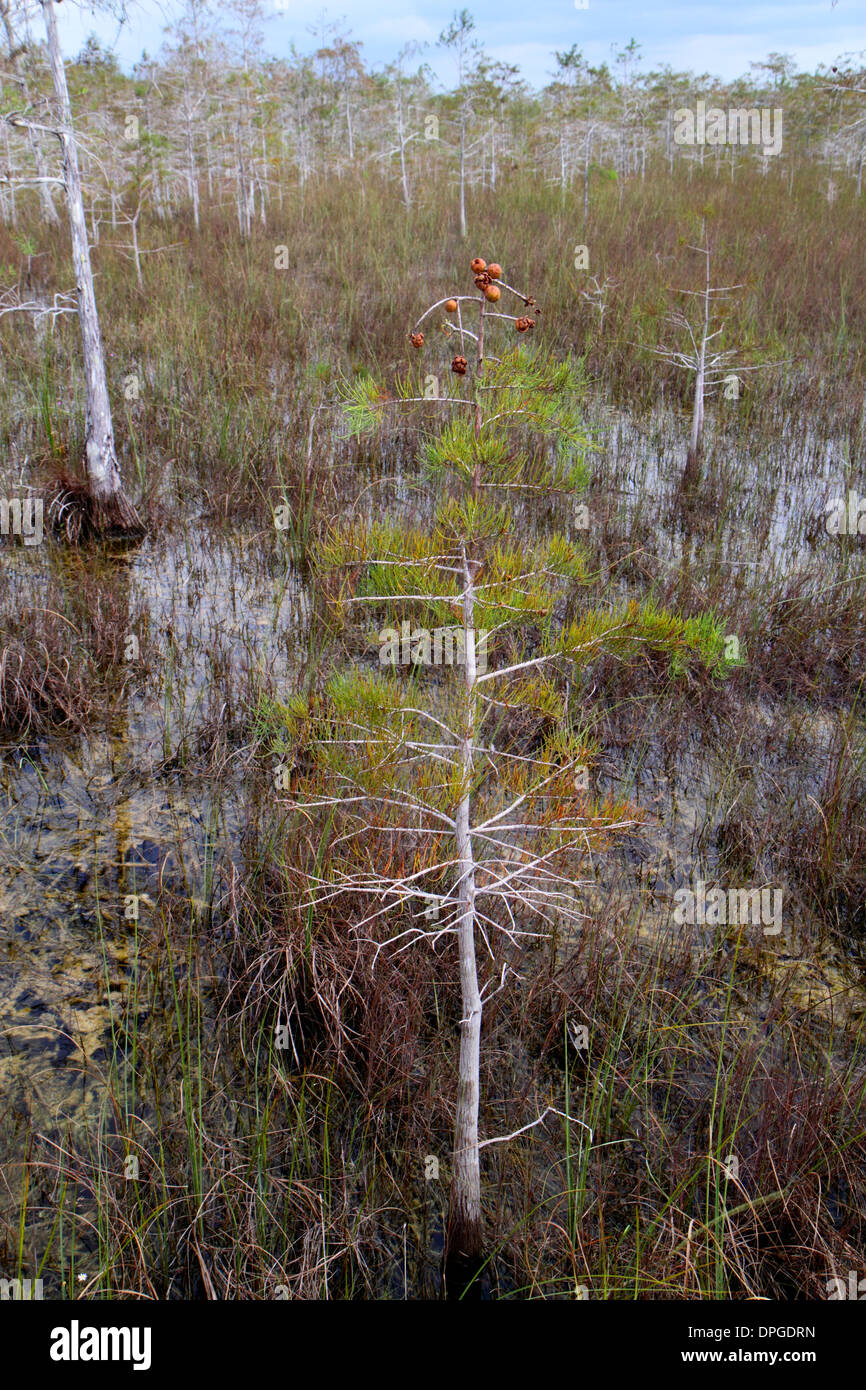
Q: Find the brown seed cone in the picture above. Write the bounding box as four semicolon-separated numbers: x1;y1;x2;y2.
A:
410;332;424;349
451;356;468;375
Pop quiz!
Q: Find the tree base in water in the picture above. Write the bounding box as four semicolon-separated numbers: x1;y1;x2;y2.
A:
47;474;145;543
444;1214;488;1299
443;1248;490;1300
681;447;702;492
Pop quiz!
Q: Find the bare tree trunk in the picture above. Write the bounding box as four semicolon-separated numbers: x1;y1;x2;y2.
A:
446;548;483;1290
0;164;10;224
205;121;214;199
259;124;267;226
1;122;17;225
472;299;485;491
559;128;567;207
345;88;354;162
185;111;200;229
41;0;141;534
396;90;411;209
399;133;411;208
129;206;143;291
458;105;467;240
685;357;705;486
143;86;166;221
685;241;710;488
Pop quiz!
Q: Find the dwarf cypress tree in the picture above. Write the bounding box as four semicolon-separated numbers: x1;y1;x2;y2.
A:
279;256;737;1291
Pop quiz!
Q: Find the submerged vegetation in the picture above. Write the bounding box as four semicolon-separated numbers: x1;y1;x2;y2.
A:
0;4;864;1302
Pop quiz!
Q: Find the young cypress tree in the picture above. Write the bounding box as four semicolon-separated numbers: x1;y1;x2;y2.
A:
278;256;738;1292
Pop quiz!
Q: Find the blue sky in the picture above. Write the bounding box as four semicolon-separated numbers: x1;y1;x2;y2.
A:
55;0;864;86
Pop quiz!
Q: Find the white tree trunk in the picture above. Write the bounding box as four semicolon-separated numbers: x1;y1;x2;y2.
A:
458;107;467;240
185;109;200;229
42;0;139;528
1;123;17;225
448;548;483;1279
396;91;411;209
129;209;143;291
345;88;354;162
686;242;711;482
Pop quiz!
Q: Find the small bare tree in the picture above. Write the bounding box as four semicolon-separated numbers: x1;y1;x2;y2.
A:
438;9;483;241
580;273;617;336
650;227;781;487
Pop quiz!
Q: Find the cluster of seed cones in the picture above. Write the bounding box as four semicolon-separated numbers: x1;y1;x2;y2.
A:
470;256;503;301
410;257;536;372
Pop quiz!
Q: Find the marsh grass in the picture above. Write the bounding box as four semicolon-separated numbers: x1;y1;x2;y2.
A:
0;161;864;1299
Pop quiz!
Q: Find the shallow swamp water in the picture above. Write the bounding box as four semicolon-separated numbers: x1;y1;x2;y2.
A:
0;400;863;1294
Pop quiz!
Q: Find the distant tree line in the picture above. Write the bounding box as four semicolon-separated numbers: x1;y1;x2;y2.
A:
1;2;864;240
